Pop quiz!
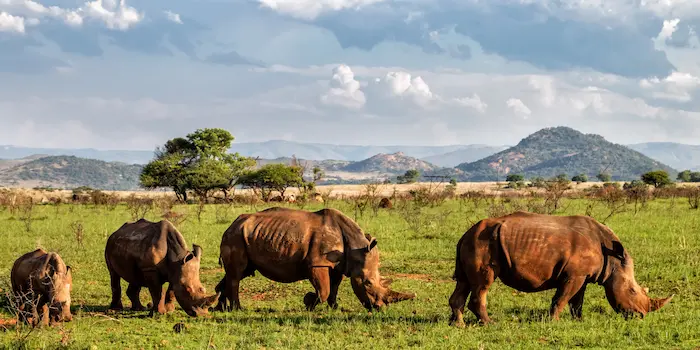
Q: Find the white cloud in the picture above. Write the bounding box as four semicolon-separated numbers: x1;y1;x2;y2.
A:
657;18;680;42
640;71;700;102
257;0;386;20
454;94;487;113
371;71;435;107
0;11;24;33
506;98;532;119
0;0;142;30
164;10;182;24
528;75;557;107
83;0;142;30
320;64;366;109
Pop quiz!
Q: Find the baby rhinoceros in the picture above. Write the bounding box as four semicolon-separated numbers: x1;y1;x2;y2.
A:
449;211;673;327
105;219;220;317
11;249;73;327
215;207;416;312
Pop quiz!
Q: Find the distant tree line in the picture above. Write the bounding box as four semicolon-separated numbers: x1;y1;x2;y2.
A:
139;128;321;202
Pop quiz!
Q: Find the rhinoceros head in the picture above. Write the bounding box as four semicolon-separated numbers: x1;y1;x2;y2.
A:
169;244;221;317
347;234;416;311
42;253;73;324
603;241;673;318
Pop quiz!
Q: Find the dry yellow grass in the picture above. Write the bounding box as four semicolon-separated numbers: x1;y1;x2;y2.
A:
7;181;699;203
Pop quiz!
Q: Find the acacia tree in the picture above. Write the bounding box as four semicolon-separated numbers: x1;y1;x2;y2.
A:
236;163;305;201
139;128;255;202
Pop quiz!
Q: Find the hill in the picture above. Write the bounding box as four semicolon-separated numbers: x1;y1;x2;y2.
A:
421;145;510;167
341;152;440;174
455;127;677;181
627;142;700;171
0;145;153;164
0;156;144;190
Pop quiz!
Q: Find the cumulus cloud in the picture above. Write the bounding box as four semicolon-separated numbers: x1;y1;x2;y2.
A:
0;0;142;30
320;64;366;109
257;0;386;20
164;10;182;24
454;94;487;113
0;11;25;33
641;71;700;102
506;98;532;119
372;71;434;106
657;18;681;42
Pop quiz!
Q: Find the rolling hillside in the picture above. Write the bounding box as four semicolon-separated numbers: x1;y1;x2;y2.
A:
341;152;440;174
456;127;677;181
0;156;143;190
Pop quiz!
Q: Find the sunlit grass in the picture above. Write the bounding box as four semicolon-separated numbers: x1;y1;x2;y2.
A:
0;198;699;349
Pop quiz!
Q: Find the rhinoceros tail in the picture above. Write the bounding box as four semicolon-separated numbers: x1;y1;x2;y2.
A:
452;234;467;282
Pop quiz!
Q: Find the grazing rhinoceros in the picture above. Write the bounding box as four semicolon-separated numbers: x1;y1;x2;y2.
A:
11;249;73;326
449;211;673;327
105;219;220;317
215;207;416;312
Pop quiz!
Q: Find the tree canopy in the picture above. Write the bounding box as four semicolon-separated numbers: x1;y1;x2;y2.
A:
640;170;671;188
139;128;255;201
236;163;304;201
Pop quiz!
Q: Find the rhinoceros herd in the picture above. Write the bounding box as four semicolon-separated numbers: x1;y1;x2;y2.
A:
9;207;673;328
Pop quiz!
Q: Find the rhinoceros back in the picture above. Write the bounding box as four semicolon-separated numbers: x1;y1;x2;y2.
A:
495;212;610;290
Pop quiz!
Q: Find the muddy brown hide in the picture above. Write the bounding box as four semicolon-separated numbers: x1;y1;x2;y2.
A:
104;219;220;317
215;207;415;312
449;211;673;327
10;249;73;326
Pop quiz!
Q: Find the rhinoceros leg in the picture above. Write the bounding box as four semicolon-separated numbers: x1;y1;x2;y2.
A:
568;283;588;320
162;284;176;313
466;267;496;324
449;280;471;328
126;283;145;311
108;270;124;311
549;277;586;320
304;267;331;311
326;270;344;309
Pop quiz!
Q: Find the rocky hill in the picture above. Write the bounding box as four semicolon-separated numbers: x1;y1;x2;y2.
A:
341;152;440;174
456;127;677;181
0;155;143;190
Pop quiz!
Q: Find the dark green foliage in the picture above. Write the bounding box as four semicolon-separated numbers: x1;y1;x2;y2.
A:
677;170;700;182
505;174;524;182
571;173;588;183
397;169;421;184
0;156;142;190
139;128;255;201
597;172;612;182
677;170;692;182
455;127;677;181
641;170;672;188
236;163;304;201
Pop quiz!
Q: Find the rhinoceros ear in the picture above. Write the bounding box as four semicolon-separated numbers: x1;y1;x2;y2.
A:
192;244;203;259
602;241;626;261
367;237;377;252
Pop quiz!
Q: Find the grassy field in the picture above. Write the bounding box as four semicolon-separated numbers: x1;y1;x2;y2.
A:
1;190;700;349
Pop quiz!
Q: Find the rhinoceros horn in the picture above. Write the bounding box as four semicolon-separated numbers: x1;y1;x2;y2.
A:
650;295;674;312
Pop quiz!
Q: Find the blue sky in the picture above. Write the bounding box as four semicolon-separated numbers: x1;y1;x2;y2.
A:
1;0;699;150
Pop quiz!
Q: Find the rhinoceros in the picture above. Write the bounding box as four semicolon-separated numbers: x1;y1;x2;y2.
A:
105;219;220;317
215;207;415;312
449;211;673;327
11;249;73;326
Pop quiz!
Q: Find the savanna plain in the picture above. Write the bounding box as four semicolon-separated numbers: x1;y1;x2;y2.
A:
1;184;700;349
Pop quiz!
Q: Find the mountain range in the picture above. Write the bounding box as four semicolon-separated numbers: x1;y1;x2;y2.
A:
0;127;695;189
2;139;698;170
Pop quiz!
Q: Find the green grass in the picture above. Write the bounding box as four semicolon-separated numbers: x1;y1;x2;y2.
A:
1;198;700;349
